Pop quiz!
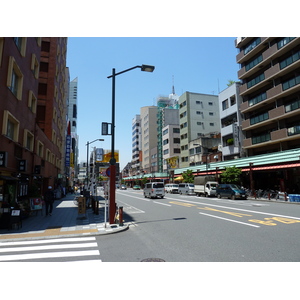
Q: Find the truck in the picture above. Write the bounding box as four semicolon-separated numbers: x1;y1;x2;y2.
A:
194;176;218;197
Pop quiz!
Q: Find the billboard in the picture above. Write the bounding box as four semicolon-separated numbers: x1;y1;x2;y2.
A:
95;149;119;163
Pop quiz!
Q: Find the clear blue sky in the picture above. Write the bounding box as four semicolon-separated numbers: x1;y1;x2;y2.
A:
66;37;239;169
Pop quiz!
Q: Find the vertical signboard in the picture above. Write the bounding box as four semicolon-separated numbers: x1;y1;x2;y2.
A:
65;135;71;167
233;123;239;147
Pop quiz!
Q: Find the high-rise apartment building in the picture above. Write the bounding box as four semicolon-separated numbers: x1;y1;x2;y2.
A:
67;77;79;183
157;94;179;172
131;114;141;175
179;92;220;168
236;37;300;156
140;106;158;173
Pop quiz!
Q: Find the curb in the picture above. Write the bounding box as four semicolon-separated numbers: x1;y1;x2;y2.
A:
0;223;129;242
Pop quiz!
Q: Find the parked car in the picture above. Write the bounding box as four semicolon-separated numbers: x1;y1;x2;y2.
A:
178;183;195;195
216;184;247;200
133;185;141;190
165;184;179;194
120;185;127;190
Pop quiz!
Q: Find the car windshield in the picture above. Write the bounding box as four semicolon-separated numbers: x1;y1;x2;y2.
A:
153;183;164;188
230;184;241;189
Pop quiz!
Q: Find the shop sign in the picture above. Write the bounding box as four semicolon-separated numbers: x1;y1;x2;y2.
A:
65;135;71;167
0;152;7;167
18;160;27;172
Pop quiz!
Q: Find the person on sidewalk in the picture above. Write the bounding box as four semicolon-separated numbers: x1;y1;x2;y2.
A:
44;186;55;216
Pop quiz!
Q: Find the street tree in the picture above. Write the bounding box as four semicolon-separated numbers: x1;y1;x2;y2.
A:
182;169;194;183
220;166;242;184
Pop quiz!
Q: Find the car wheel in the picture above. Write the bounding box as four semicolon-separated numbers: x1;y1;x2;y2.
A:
231;195;236;200
217;194;221;199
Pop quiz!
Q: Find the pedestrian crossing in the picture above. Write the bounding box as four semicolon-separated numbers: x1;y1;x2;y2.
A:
0;237;102;262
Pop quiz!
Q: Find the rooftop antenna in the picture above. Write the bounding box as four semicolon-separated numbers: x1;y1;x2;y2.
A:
172;75;175;94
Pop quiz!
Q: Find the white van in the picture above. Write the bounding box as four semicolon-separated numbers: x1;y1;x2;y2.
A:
144;182;165;199
178;183;195;195
165;184;179;194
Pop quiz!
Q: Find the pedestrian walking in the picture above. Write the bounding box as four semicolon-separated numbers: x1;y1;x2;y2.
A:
44;186;55;216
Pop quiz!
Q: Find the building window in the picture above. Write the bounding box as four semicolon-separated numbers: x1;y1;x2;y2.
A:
244;38;261;55
250;112;269;125
52;130;57;144
163;128;168;135
277;37;295;50
287;124;300;136
245;54;263;71
163;149;169;155
248;92;267;107
38;83;47;95
37;141;44;157
285;99;300;113
173;128;180;133
73;104;77;118
282;74;300;91
222;99;228;110
31;54;39;79
163;139;169;145
40;62;49;72
24;129;34;151
252;132;271;145
28;90;37;113
280;50;300;70
247;73;265;89
173;138;180;143
13;37;27;56
2;110;19;141
210;123;214;126
230;95;236;106
7;56;23;100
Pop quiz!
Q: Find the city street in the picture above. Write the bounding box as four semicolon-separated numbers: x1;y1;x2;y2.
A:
98;188;300;262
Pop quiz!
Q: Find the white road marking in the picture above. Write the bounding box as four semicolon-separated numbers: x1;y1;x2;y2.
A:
175;199;300;220
0;250;100;261
153;201;172;207
0;237;96;247
199;212;260;228
0;242;98;253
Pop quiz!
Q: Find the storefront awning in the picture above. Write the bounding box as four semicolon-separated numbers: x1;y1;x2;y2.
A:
242;163;300;172
174;176;183;181
0;175;19;181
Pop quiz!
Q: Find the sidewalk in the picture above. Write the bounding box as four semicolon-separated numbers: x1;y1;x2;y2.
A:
0;193;128;242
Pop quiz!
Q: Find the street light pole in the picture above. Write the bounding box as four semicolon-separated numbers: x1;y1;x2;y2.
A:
107;64;155;224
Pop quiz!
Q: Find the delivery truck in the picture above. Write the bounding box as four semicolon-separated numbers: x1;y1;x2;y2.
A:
194;176;218;197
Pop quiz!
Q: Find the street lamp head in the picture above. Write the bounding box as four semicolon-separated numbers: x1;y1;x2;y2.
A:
141;64;155;72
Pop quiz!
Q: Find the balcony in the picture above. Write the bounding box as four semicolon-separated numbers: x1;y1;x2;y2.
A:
236;37;268;64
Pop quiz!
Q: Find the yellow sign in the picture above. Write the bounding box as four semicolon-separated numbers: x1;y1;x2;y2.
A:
102;152;119;163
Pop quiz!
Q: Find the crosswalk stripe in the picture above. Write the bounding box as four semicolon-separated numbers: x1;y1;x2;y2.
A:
0;237;96;247
0;242;98;253
0;250;100;261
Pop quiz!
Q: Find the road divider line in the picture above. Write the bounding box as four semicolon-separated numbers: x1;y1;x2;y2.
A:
199;212;260;228
153;201;172;207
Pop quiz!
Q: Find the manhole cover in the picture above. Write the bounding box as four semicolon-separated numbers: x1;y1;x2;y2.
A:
141;258;165;262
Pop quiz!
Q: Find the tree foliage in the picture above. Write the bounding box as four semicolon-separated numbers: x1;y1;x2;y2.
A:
182;169;194;183
220;166;242;184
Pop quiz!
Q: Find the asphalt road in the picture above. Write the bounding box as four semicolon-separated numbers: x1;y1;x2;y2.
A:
97;188;300;262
